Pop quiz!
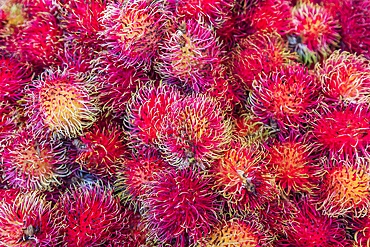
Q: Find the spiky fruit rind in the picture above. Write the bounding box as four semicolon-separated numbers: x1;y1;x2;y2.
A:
157;94;232;169
1;128;70;190
352;215;370;247
143;168;220;246
24;68;99;139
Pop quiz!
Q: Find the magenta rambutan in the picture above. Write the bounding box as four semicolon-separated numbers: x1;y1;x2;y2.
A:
1;128;70;190
0;56;31;103
311;103;370;158
156;19;223;92
0;102;17;145
232;31;294;91
125;82;182;148
279;199;349;247
212;141;276;214
352;215;370;247
200;217;272;247
318;157;370;218
0;191;61;246
114;148;169;210
100;0;170;71
58;182;129;246
74;122;127;181
288;1;340;64
143;168;220;246
157;94;232;169
250;63;320;131
315;50;370;104
23;67;99;138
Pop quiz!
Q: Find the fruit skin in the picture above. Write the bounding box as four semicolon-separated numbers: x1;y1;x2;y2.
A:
58;182;129;247
125;82;182;148
156;19;223;92
100;0;171;71
0;102;17;145
250;63;320;132
157;94;232;169
23;67;100;139
143;168;221;247
351;214;370;247
311;103;370;159
0;191;62;247
1;128;70;190
315;50;370;104
318;157;370;218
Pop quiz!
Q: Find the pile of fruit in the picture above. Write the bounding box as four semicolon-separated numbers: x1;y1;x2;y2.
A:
1;0;370;246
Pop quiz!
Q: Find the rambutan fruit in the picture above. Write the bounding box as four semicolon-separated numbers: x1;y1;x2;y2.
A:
95;54;148;118
157;94;232;169
231;31;294;91
125;82;182;148
1;128;70;190
74;122;127;181
143;168;221;246
114;148;169;210
0;191;61;246
200;217;272;247
100;0;171;71
0;55;31;104
156;19;223;92
266;132;323;196
318;157;370;218
23;67;99;139
58;182;129;246
288;1;340;64
315;50;370;104
212;141;277;215
279;199;349;247
0;102;17;145
250;63;320;131
352;215;370;247
311;103;370;158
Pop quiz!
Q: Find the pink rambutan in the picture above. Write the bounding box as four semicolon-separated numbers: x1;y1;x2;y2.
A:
315;50;370;104
125;82;182;148
58;182;129;246
23;67;100;138
0;102;17;145
200;217;272;247
318;157;370;218
143;168;221;246
212;141;277;214
157;94;232;169
311;103;370;158
114;148;169;210
74;122;127;181
288;1;340;64
100;0;171;71
1;128;70;190
232;31;294;91
279;199;349;247
352;215;370;247
250;63;320;131
156;19;223;92
266;133;323;196
0;191;61;246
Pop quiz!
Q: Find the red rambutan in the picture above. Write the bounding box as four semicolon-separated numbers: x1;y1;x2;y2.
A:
288;1;340;64
157;94;232;169
0;191;61;246
156;19;223;92
311;103;370;158
1;128;70;190
318;157;370;218
315;50;370;104
232;31;293;91
100;0;171;71
250;63;320;131
125;82;182;148
0;102;17;145
352;215;370;247
74;122;127;181
23;67;100;138
58;182;129;246
143;168;220;246
212;141;276;214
